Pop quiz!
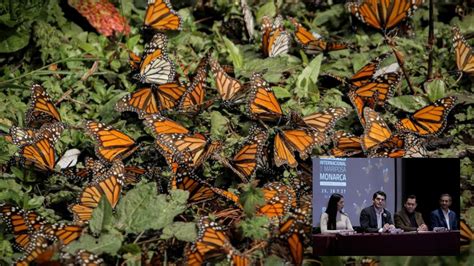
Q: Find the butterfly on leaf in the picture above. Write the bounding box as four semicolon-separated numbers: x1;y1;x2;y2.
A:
209;56;246;107
247;72;284;123
26;84;61;128
330;130;364;157
258;182;296;219
69;160;125;224
346;0;425;33
289;16;352;54
143;0;182;31
395;96;457;137
133;33;176;85
84;121;138;164
261;15;291;57
115;83;186;118
452;26;474;76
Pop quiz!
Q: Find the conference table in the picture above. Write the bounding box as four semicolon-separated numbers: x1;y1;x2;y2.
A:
313;231;460;256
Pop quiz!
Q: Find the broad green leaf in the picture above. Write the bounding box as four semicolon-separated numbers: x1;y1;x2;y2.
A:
0;27;30;53
89;196;113;235
273;86;291;99
388;95;428;112
256;2;276;23
210;111;229;138
115;182;188;233
240;183;265;217
64;228;123;256
239;216;270;240
425;79;446;102
296;54;322;98
223;37;243;70
161;222;197;242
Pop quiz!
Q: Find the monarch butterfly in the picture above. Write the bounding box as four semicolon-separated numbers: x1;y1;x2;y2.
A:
346;0;425;33
10;122;64;148
210;187;244;210
394;96;457;137
209;57;245;106
258;182;296;218
85;121;137;163
361;107;392;152
61;249;104;266
170;159;216;204
69;160;125;224
177;54;210;114
289;16;352;54
115;83;186;118
460;220;473;247
402;134;428;158
297;107;350;136
144;0;182;31
261;15;290;57
225;125;267;180
247;72;284;122
26;84;61;128
15;232;59;266
129;50;141;71
330;130;364;157
134;33;175;85
17;122;65;171
348;89;379;127
273;127;324;168
143;114;221;168
452;26;474;76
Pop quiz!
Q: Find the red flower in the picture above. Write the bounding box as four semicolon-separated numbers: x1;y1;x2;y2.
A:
68;0;131;37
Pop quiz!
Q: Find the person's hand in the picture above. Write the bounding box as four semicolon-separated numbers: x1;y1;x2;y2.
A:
418;224;428;231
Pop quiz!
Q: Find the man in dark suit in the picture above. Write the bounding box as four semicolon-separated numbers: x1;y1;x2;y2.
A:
430;194;458;230
360;191;395;232
394;195;428;232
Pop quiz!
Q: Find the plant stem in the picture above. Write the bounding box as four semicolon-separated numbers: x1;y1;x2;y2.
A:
427;0;434;81
0;57;107;87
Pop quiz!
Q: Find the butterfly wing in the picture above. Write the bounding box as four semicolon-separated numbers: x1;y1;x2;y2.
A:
209;57;244;104
26;84;61;128
85;121;137;163
452;26;474;75
144;0;182;31
330;130;364;157
136;33;175;84
247;73;283;122
395;96;457;136
178;55;209;113
361;107;392;152
230;125;267;178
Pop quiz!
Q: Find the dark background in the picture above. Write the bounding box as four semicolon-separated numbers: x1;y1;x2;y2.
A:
400;158;460;229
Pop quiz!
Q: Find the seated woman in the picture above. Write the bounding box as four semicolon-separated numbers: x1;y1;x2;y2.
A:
320;193;354;233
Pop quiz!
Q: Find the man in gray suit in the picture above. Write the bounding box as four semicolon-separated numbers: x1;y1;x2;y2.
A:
394;195;428;232
360;191;395;232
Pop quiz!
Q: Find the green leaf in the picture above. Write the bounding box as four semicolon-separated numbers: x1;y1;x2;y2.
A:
263;255;286;266
256;2;276;23
0;27;31;53
239;216;270;240
425;79;446;102
296;54;322;98
273;86;292;99
89;196;113;235
388;95;428;112
240;183;265;216
161;222;197;242
65;228;123;256
222;37;243;71
210;111;229;138
115;182;188;233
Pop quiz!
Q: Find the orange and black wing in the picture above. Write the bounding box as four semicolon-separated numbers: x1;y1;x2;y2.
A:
347;0;424;32
0;204;38;251
144;0;182;31
209;57;244;105
26;84;61;128
361;107;392;152
349;53;391;87
302;107;350;136
135;33;175;84
170;164;215;204
247;72;283;122
330;130;363;157
177;55;209;114
452;26;474;75
394;96;457;137
85;121;137;163
230;125;267;178
258;182;296;218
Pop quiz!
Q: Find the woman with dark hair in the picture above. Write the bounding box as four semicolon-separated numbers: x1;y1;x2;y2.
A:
320;193;354;233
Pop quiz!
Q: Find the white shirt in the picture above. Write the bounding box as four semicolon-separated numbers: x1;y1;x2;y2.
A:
375;208;383;229
320;212;354;233
442;209;451;229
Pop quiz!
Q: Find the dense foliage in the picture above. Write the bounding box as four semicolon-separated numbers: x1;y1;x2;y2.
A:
0;0;473;265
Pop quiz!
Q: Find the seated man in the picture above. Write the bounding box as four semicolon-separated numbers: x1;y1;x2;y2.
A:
360;191;395;233
394;195;428;232
430;193;458;230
